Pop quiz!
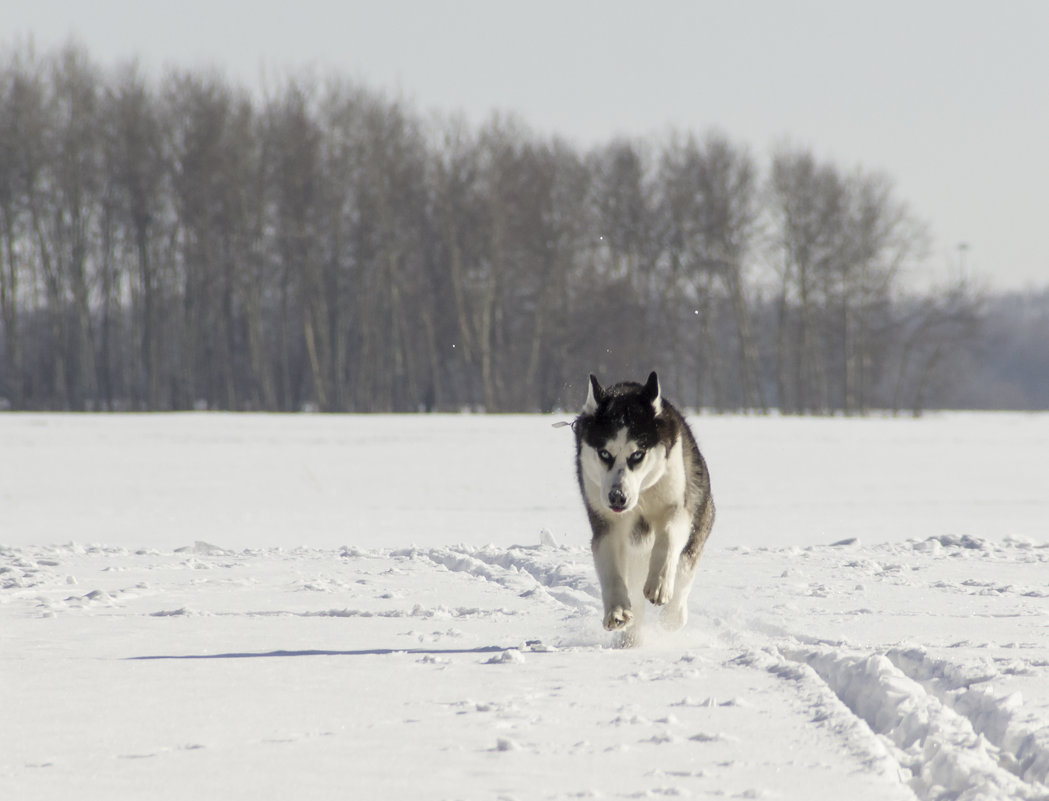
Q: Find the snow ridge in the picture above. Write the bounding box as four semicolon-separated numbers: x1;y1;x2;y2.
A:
887;647;1049;788
784;647;1049;801
398;543;600;612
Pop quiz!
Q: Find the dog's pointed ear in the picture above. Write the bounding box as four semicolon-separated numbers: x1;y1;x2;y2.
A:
642;371;662;416
584;374;604;414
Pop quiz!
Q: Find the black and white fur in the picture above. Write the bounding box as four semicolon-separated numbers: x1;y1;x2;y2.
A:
574;372;714;639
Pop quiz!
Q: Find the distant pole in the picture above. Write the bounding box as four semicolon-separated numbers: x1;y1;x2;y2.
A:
957;242;970;279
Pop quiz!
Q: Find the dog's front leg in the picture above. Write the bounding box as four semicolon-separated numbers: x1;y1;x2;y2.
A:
592;532;632;630
644;509;690;606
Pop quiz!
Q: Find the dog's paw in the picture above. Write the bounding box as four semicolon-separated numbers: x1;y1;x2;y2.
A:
644;575;674;606
603;605;633;631
661;603;688;632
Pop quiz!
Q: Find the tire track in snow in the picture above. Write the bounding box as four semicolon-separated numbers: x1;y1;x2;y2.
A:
401;542;1049;799
703;535;1049;801
886;647;1049;788
726;646;909;786
781;646;1049;801
396;544;600;612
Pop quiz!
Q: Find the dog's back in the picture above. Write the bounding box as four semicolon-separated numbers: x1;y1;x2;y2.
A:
663;400;715;564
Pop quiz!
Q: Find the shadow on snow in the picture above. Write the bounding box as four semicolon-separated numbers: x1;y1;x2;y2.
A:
127;645;520;661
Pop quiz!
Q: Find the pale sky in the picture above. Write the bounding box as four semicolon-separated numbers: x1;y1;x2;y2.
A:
8;0;1049;290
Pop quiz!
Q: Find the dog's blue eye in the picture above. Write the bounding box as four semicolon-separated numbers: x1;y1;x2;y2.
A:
598;449;612;463
628;450;645;466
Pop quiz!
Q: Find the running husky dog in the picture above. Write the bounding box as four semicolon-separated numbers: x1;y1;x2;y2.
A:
574;372;714;638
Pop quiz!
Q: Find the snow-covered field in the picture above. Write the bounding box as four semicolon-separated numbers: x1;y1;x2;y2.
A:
3;412;1049;800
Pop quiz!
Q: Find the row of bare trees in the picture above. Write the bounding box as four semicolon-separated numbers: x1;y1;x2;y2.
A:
0;42;982;413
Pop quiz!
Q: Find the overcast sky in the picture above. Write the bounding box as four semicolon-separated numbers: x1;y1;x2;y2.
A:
8;0;1049;290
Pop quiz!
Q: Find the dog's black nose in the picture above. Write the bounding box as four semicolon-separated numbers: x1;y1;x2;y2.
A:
608;488;627;510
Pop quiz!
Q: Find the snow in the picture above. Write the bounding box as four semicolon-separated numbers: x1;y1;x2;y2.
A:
2;412;1049;800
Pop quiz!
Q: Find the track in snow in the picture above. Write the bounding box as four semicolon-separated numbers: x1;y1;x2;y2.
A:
4;536;1049;800
411;539;1049;801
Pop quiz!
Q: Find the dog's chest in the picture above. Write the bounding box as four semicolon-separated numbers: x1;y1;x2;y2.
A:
626;463;686;532
640;449;686;509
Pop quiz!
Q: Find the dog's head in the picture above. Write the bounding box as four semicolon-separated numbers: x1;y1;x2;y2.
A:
574;371;671;515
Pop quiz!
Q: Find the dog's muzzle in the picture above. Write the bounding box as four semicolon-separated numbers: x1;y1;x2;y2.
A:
607;488;628;512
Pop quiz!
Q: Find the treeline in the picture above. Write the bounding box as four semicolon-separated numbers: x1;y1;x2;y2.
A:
947;289;1049;410
0;42;991;413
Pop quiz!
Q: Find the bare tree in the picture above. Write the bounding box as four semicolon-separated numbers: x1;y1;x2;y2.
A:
768;148;848;413
428;116;485;409
103;60;169;408
354;94;430;412
586;139;658;385
678;133;763;411
471;114;530;411
166;69;262;409
0;48;41;408
835;171;928;413
532;140;590;412
654;133;764;411
656;134;723;407
264;78;325;409
768;148;931;415
0;40;1010;414
892;274;983;415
